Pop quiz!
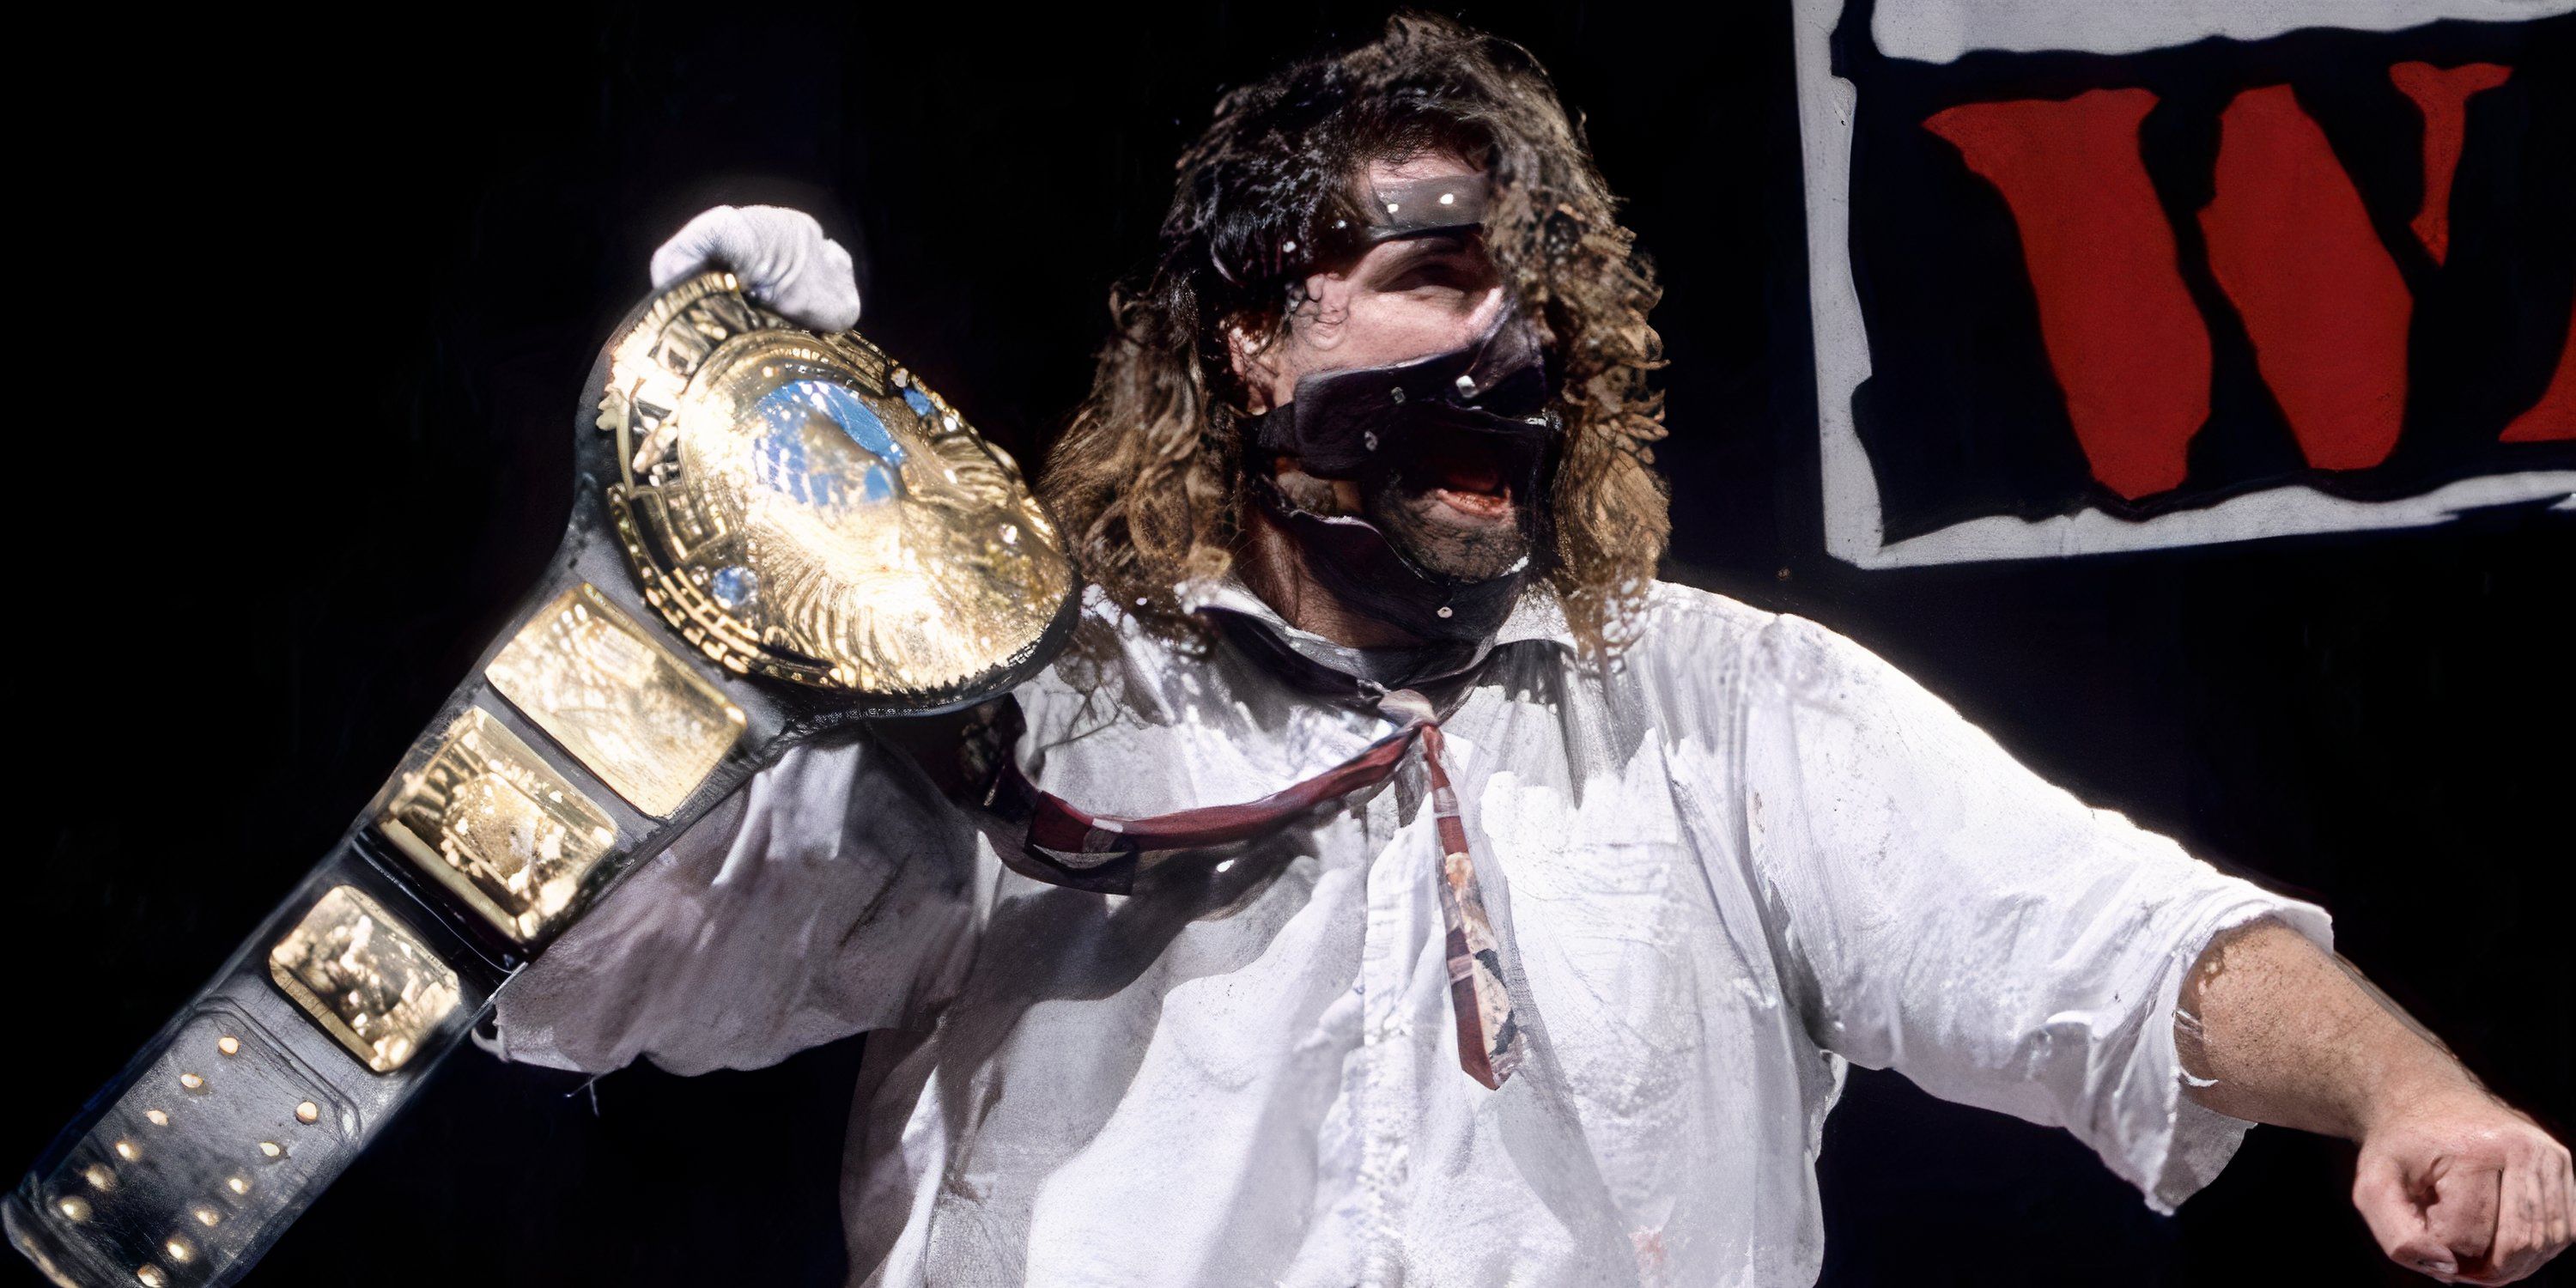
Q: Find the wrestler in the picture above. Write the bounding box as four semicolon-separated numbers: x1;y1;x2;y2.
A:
495;15;2573;1285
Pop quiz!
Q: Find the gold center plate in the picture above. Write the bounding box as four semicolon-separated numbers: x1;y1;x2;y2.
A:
598;272;1076;703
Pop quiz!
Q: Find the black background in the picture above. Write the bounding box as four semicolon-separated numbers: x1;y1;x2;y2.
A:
10;3;2569;1286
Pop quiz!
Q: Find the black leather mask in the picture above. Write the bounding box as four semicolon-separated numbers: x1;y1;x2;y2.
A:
1243;307;1561;643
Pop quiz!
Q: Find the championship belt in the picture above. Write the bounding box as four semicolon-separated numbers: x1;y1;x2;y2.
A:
3;271;1078;1288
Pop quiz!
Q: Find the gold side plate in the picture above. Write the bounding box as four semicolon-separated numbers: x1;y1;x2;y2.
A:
484;583;744;816
267;887;461;1074
378;708;621;943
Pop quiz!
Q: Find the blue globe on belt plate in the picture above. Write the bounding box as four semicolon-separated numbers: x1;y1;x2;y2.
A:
750;379;909;508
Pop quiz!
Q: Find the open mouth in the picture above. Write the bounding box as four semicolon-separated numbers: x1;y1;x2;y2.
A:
1407;429;1521;520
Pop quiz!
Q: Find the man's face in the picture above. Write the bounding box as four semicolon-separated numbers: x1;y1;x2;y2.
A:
1231;151;1534;583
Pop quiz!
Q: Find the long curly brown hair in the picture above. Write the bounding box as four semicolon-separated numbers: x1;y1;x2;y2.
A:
1040;11;1668;657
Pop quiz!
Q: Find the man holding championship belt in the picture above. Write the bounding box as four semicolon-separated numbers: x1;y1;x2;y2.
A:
13;14;2569;1288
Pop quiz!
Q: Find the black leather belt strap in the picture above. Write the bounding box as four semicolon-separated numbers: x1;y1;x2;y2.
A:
5;275;1076;1288
7;503;775;1288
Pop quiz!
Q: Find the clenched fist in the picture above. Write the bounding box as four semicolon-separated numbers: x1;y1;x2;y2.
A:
2354;1084;2574;1285
649;204;861;333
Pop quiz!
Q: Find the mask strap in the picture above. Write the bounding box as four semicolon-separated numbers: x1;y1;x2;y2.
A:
1358;173;1492;244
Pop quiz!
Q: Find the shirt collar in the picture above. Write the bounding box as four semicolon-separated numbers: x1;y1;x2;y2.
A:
1177;571;1579;663
1489;578;1579;650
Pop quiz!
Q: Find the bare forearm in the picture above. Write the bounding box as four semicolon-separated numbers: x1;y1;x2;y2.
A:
2176;917;2572;1284
2175;917;2469;1139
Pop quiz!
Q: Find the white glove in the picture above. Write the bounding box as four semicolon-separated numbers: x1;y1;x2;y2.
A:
648;204;862;332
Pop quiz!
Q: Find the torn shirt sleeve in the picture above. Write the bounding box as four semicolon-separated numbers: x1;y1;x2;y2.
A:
1738;613;2333;1211
489;732;985;1077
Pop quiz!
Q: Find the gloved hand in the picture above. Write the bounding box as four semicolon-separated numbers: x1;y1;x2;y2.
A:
649;204;862;332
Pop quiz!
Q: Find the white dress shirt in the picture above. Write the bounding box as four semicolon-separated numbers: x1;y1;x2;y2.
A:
492;579;2330;1287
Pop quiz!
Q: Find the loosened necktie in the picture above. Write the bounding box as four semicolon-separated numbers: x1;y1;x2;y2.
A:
964;688;1528;1089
